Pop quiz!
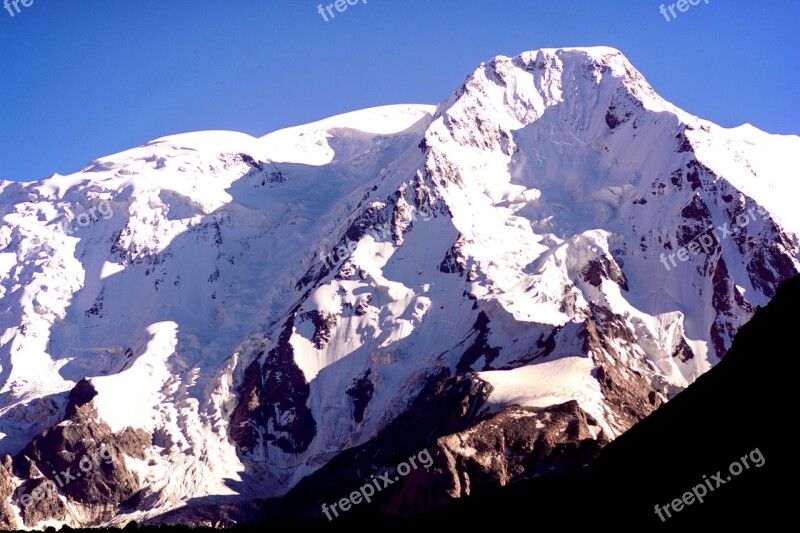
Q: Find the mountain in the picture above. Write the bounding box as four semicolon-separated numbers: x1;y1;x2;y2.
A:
0;46;798;529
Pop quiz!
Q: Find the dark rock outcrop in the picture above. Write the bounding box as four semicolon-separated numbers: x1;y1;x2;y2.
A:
581;304;665;427
456;312;501;372
346;370;375;424
386;401;606;513
229;311;317;454
260;371;605;521
0;456;17;530
10;379;151;528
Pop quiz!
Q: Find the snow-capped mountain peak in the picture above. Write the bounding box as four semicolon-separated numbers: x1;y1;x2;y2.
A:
1;47;798;529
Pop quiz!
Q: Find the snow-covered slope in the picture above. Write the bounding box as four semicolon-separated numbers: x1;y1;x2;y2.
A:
0;48;798;529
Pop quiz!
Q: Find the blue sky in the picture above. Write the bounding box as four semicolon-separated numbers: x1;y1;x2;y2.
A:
1;0;798;181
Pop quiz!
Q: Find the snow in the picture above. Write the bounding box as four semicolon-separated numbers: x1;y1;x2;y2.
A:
259;104;436;165
692;122;800;230
478;356;611;435
263;104;436;137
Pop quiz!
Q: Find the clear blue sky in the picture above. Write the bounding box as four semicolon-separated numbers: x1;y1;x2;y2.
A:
1;0;798;181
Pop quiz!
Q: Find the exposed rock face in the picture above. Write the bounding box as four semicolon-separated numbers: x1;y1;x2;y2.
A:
302;310;338;350
261;373;606;519
9;379;151;528
384;401;607;514
439;236;467;274
0;457;17;530
346;370;375;424
580;255;629;291
15;476;66;527
229;310;317;455
456;312;501;373
257;372;491;520
581;305;666;429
